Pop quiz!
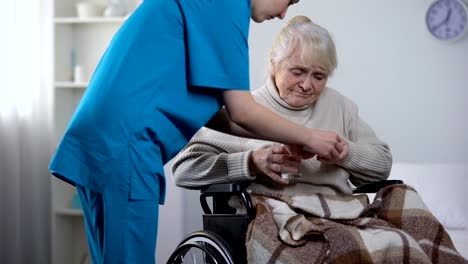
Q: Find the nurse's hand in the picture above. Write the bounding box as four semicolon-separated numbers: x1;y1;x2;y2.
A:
318;140;349;163
285;144;316;160
248;145;301;185
303;129;345;162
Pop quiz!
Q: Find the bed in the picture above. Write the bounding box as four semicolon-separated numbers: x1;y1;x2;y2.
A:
386;163;468;259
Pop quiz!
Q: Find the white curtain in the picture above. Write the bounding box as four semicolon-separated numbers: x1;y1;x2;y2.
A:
0;0;53;263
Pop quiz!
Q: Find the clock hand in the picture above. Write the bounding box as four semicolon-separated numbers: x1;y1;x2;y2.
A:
445;8;453;23
432;8;452;31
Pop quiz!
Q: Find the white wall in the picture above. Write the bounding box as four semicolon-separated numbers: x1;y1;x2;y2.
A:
156;161;204;263
156;161;185;263
161;1;468;261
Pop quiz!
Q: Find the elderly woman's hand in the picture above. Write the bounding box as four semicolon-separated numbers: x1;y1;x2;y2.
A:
248;145;301;185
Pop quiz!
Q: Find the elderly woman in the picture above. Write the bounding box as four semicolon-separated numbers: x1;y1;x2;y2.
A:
172;16;468;264
172;16;392;195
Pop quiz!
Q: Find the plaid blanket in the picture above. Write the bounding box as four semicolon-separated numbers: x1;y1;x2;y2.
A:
246;184;467;264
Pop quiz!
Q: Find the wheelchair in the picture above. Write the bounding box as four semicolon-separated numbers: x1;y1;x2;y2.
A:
166;180;403;264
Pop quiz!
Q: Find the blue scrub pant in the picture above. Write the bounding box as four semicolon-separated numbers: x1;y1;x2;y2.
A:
77;182;159;264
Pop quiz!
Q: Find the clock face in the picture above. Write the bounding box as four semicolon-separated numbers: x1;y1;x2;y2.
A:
426;0;468;41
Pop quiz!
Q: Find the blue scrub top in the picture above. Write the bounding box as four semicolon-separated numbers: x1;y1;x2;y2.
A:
49;0;251;204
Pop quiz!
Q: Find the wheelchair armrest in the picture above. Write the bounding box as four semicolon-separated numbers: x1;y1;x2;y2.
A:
353;180;403;193
200;182;255;221
201;182;250;194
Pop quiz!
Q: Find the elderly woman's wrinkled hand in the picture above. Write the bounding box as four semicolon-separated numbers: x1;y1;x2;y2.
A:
249;145;301;185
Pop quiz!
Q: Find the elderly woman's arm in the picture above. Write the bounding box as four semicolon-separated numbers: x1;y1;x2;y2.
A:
337;100;393;186
171;128;255;189
172;128;301;188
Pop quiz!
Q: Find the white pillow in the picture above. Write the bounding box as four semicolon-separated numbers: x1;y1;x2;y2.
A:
388;163;468;230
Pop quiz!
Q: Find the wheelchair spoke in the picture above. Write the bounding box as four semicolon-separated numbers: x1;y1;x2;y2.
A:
166;231;234;264
190;249;196;264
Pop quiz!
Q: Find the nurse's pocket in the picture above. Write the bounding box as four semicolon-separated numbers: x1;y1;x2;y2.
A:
129;137;164;202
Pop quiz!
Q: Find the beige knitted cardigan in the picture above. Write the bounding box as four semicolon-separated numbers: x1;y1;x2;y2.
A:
172;78;392;196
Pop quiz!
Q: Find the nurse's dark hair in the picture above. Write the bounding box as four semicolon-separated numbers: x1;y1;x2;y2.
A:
268;15;337;76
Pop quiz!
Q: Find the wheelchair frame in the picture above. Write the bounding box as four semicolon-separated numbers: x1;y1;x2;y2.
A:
166;180;403;264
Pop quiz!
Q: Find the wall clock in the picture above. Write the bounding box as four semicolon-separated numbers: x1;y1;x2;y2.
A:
426;0;468;41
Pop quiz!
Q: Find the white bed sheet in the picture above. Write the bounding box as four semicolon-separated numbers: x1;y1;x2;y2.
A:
446;229;468;260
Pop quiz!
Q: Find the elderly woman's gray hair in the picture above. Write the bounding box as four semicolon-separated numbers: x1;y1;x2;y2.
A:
269;16;337;75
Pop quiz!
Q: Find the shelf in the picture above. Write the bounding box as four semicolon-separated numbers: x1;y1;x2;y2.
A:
55;81;88;89
54;16;127;24
55;208;84;217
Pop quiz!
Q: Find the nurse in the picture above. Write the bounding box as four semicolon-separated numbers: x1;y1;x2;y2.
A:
49;0;345;263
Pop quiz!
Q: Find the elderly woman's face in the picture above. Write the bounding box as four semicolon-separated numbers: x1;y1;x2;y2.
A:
273;48;329;108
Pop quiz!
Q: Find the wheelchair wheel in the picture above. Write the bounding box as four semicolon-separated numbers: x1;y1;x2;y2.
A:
166;230;234;264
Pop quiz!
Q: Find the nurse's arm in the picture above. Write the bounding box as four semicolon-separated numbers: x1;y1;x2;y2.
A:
206;90;306;144
205;90;343;161
205;107;256;139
